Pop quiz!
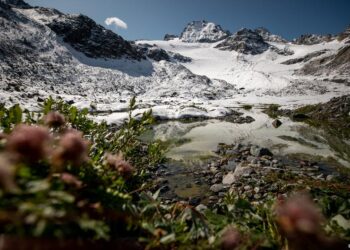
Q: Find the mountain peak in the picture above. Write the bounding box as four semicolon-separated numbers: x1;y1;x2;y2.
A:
0;0;29;8
180;20;229;43
254;27;288;43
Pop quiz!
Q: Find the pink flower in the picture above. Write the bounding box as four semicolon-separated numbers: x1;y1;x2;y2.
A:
6;125;51;163
43;112;65;128
221;227;241;250
53;130;90;167
59;173;83;189
275;194;323;236
105;153;134;180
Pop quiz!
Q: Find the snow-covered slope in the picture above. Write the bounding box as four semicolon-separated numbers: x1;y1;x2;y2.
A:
137;38;347;94
0;0;349;125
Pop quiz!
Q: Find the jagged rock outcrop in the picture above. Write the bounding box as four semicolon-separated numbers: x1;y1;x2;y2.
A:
164;34;178;41
292;34;334;45
338;26;350;43
300;45;350;79
215;28;269;55
137;43;192;62
180;20;229;43
281;50;328;65
254;27;288;43
0;0;29;8
47;14;143;60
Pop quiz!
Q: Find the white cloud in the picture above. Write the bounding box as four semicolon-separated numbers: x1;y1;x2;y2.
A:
105;17;128;30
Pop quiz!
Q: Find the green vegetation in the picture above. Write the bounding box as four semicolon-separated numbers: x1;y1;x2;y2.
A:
0;99;349;249
241;104;253;110
263;104;280;118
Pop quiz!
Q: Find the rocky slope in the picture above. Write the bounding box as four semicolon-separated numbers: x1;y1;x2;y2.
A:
292;34;334;45
254;27;287;43
299;45;350;81
0;0;236;112
215;28;270;55
179;20;229;43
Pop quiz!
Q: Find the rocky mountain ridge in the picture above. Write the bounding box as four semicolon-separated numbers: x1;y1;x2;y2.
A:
179;20;229;43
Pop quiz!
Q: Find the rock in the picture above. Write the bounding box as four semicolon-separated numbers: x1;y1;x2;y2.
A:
223;160;237;171
47;14;143;60
216;28;270;55
222;172;236;185
164;34;178;41
209;196;217;201
189;197;201;206
326;175;335;181
254;194;261;199
160;185;170;193
250;146;273;157
180;20;229;43
272;119;282;128
243;185;252;191
195;204;208;213
210;184;224;193
232;162;255;181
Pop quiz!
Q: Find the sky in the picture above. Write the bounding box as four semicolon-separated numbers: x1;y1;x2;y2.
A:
26;0;350;41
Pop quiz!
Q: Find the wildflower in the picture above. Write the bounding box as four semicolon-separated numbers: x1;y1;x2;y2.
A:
275;194;323;236
105;153;134;179
43;111;65;128
275;194;347;250
53;130;90;167
221;227;241;250
6;125;51;163
0;155;19;193
59;173;83;189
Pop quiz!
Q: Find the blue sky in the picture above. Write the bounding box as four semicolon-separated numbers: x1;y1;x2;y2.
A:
27;0;350;41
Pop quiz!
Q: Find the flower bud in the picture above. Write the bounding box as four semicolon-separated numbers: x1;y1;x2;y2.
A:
6;125;51;163
43;112;65;128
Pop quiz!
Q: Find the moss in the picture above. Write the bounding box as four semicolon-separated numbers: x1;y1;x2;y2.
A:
263;104;281;118
294;104;320;114
241;104;253;110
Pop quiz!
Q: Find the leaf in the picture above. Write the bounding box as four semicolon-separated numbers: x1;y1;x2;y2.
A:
331;214;350;230
152;189;161;200
160;233;176;244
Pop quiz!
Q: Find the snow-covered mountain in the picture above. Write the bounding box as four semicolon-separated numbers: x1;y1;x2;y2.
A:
179;20;229;43
0;0;349;124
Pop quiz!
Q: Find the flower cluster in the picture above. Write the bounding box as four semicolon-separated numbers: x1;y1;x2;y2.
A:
105;153;134;180
0;112;90;193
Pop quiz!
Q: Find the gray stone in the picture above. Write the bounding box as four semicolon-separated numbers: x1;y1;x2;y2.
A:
189;197;201;206
250;146;273;157
195;204;208;213
223;160;238;171
272;119;282;128
326;175;335;181
210;184;224;193
222;172;236;185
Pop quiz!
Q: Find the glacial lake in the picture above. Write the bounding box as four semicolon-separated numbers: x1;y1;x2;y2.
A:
142;108;350;199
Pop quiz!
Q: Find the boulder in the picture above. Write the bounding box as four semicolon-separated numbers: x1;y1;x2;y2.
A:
210;184;224;193
272;119;282;128
222;172;235;185
250;146;273;157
